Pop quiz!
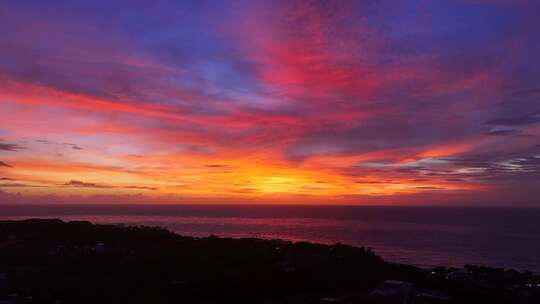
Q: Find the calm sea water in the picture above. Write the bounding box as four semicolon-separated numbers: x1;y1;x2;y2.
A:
1;204;539;272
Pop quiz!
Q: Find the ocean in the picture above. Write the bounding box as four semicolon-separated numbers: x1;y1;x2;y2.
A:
1;204;539;273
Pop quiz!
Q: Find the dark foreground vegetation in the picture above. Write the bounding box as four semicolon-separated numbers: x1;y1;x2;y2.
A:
0;219;539;304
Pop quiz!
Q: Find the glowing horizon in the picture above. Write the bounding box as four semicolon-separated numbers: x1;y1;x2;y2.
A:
1;1;539;206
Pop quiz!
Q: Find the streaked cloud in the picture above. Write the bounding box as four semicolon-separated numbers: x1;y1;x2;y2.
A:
63;180;114;189
0;142;24;151
0;0;539;205
0;161;12;167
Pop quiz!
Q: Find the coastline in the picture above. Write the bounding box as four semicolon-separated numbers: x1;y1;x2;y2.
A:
2;204;539;273
1;219;539;303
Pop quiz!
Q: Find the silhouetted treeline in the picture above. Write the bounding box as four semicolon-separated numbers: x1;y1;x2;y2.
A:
0;219;538;304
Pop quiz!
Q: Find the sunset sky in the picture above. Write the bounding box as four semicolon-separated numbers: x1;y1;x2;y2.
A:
1;0;539;206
